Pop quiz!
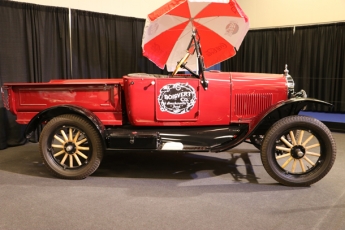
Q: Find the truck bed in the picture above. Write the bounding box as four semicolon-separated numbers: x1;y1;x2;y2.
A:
2;79;123;125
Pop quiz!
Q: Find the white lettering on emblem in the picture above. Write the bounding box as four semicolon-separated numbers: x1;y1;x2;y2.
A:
158;83;197;114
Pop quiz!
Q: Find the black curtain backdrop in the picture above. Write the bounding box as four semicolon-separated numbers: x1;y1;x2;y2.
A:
221;23;345;112
0;1;344;150
71;10;167;79
0;1;70;149
0;1;71;83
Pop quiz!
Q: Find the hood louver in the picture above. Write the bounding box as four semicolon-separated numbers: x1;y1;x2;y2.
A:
235;93;273;116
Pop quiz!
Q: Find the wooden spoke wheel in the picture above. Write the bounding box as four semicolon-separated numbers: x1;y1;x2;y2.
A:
39;114;103;179
261;116;336;186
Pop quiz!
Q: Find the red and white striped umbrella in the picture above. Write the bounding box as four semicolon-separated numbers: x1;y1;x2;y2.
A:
142;0;249;72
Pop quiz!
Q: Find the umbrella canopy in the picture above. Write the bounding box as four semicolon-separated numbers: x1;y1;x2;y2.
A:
142;0;249;72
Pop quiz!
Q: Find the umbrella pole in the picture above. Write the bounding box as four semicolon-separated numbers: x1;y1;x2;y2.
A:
172;28;208;90
180;63;199;78
192;29;208;90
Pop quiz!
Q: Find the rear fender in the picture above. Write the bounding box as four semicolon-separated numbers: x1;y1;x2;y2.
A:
249;98;333;136
25;105;105;146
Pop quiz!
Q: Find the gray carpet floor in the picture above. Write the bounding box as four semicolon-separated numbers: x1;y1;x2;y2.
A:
0;132;344;230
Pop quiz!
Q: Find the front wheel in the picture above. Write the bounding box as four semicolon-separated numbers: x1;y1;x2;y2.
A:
261;115;336;186
39;114;103;179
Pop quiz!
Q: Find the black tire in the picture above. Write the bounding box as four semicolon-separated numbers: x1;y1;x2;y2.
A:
39;114;103;179
261;115;336;186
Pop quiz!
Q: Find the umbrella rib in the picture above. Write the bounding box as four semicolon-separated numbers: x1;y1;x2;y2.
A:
194;16;219;25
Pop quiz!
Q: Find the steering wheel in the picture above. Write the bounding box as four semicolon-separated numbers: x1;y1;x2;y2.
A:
172;53;190;76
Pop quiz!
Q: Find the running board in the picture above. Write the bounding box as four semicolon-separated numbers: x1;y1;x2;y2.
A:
104;125;244;152
105;130;209;152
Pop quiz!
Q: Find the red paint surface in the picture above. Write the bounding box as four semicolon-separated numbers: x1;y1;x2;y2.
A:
4;72;288;127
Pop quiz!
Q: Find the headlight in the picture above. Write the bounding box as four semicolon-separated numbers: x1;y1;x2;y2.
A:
284;65;295;98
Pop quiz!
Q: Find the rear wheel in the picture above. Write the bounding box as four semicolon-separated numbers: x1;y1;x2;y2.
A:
39;114;103;179
261;115;336;186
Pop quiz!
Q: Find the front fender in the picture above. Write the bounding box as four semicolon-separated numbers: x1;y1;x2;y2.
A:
249;98;333;136
196;98;332;153
25;105;105;146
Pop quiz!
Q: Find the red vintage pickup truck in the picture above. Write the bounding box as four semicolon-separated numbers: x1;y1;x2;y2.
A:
1;35;336;186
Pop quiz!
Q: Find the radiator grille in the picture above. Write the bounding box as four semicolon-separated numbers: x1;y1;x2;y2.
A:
235;93;273;116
